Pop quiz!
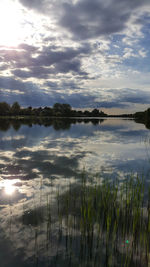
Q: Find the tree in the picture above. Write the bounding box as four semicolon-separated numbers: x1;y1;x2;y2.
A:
53;103;63;112
11;102;20;115
61;104;72;116
84;110;90;117
145;108;150;121
99;110;107;117
91;109;100;116
53;103;72;116
42;107;53;116
26;106;32;115
0;102;10;115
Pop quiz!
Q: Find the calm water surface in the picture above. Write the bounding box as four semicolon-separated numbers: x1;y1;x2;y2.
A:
0;118;150;266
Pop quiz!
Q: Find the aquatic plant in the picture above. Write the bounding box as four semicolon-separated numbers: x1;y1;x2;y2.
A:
52;173;150;266
18;172;150;266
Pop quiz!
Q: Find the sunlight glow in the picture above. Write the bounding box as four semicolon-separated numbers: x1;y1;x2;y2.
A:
4;180;16;195
0;1;24;46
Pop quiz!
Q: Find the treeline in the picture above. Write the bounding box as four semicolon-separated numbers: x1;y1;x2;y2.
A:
0;101;107;117
2;101;150;121
134;108;150;129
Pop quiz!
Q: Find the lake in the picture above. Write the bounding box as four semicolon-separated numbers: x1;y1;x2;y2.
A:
0;118;150;266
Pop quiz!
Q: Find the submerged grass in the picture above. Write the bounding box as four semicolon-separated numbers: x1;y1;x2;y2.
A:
19;172;150;266
51;173;150;266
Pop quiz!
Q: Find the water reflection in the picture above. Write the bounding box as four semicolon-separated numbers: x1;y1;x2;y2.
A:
0;179;20;195
4;180;16;195
0;118;105;132
0;118;150;266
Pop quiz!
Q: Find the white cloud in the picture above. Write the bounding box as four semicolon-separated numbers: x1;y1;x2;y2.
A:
0;0;149;110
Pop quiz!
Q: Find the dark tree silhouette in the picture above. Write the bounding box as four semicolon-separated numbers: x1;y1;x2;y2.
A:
0;102;10;115
11;102;20;115
0;101;109;118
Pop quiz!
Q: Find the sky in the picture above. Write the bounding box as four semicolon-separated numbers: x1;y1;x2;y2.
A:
0;0;150;114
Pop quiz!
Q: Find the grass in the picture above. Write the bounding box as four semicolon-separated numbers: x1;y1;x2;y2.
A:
19;172;150;266
51;173;150;266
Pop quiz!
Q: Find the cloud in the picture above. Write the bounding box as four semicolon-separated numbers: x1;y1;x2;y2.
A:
0;74;150;108
0;64;8;71
18;0;150;41
0;76;28;92
12;59;87;78
107;88;150;105
0;47;35;69
43;80;59;89
18;43;39;53
1;43;90;78
0;76;51;106
0;1;149;111
12;66;54;79
19;0;49;13
61;0;150;40
59;1;127;40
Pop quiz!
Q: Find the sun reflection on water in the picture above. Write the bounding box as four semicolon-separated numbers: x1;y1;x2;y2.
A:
0;180;20;196
4;181;15;195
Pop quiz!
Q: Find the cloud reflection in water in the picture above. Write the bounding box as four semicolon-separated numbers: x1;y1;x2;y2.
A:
0;179;21;196
0;118;150;266
4;181;15;195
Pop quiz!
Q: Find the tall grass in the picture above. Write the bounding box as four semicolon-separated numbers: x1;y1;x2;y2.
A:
20;172;150;266
50;173;150;266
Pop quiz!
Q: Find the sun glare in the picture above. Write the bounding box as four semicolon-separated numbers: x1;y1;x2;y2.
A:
0;0;24;46
4;180;16;195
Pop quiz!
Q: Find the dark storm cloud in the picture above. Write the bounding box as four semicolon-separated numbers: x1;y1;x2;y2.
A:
0;80;99;107
19;0;150;40
44;81;57;87
0;47;37;69
50;93;126;109
0;76;49;106
61;0;149;40
31;43;91;67
18;43;39;53
0;64;8;71
12;66;54;79
54;59;87;75
60;80;81;90
0;76;29;92
1;43;90;78
0;89;51;107
60;0;130;40
108;88;150;105
61;89;150;109
1;74;150;108
43;79;83;92
12;59;87;78
19;0;48;12
93;101;127;109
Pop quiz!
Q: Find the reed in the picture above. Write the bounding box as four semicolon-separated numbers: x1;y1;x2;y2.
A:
21;171;150;266
52;172;150;266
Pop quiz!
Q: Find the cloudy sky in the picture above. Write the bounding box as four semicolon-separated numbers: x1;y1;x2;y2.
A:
0;0;150;114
